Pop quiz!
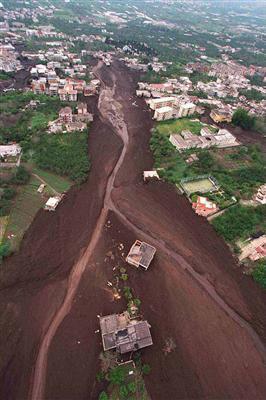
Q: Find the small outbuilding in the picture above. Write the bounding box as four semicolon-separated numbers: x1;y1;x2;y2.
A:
126;240;156;270
44;195;62;211
143;170;160;182
99;311;153;354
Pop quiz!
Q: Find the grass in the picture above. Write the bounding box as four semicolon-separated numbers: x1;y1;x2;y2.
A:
157;118;204;137
4;176;46;251
32;167;72;193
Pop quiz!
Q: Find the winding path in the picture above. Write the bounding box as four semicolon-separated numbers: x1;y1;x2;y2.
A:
30;61;266;400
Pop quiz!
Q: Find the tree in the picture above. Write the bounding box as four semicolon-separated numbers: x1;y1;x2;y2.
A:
98;391;109;400
12;166;30;185
108;366;125;386
252;260;266;289
232;108;255;130
0;241;11;262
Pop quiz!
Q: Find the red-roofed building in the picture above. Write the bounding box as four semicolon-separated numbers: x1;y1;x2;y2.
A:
192;196;218;217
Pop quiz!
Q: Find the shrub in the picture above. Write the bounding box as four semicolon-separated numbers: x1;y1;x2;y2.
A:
142;364;151;375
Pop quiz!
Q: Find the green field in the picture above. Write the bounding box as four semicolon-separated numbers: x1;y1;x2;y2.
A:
157;118;206;137
4;176;46;251
32;167;72;193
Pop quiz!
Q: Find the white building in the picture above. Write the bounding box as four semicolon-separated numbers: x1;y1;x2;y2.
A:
0;144;21;157
176;102;196;118
153;106;173;121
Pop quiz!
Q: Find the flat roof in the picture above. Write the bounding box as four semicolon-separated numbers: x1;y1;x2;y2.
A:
99;312;153;354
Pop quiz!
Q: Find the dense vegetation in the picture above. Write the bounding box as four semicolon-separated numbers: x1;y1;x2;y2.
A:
252;260;266;290
34;132;90;184
232;108;255;130
212;205;266;243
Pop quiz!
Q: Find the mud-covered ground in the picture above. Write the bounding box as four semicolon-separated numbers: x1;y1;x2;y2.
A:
0;60;266;400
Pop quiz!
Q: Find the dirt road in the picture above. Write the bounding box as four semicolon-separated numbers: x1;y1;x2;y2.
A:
1;60;266;400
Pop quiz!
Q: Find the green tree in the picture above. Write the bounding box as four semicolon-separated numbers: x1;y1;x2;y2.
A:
108;366;125;386
252;260;266;289
232;108;255;130
0;241;11;262
98;391;109;400
12;166;30;185
142;364;151;375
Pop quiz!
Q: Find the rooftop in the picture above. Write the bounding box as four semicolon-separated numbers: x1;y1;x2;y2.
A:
126;240;156;270
99;311;153;354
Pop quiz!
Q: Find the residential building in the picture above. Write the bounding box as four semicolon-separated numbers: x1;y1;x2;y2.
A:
239;235;266;262
99;311;153;354
59;107;73;123
149;97;176;110
0;143;21;157
58;84;77;101
192;196;218;217
126;240;156;270
176;102;196;118
154;106;173;121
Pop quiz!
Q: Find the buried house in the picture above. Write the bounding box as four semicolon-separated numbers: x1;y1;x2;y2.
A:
99;311;153;354
126;240;156;270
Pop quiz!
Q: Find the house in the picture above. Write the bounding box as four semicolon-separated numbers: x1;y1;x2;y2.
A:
126;240;156;270
239;235;266;261
143;170;160;182
153;106;173;121
169;128;239;152
99;311;153;354
77;103;87;115
58;84;78;101
210;109;232;123
192;196;218;217
44;196;62;211
0;143;21;158
76;103;94;122
59;107;73;123
255;184;266;204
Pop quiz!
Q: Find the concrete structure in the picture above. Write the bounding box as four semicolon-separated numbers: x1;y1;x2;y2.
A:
126;240;156;270
149;97;176;110
0;144;21;157
177;102;196;118
143;170;160;182
255;184;266;205
239;235;266;262
59;107;73;123
154;106;173;121
170;128;239;152
192;196;218;217
99;311;153;354
44;196;62;211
